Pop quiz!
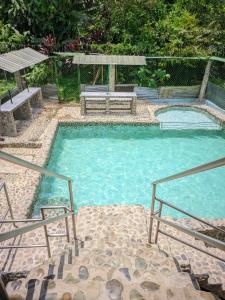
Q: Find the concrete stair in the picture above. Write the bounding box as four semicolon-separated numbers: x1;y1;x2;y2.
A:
6;240;219;300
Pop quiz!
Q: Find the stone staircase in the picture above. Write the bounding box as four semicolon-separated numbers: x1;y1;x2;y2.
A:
5;205;220;299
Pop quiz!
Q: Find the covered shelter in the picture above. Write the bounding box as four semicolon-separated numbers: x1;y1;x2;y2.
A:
72;54;146;115
72;54;146;92
0;47;48;90
0;48;48;137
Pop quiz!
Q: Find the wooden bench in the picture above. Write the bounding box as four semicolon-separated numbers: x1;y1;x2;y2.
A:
80;92;137;115
0;87;43;137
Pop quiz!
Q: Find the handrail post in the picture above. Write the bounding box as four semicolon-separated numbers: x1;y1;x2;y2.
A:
3;182;17;228
154;201;163;243
0;277;9;300
40;208;51;258
64;207;70;242
68;180;77;240
148;183;157;243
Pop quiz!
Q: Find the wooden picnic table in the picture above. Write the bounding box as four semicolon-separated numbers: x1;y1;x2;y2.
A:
0;87;43;137
80;91;137;115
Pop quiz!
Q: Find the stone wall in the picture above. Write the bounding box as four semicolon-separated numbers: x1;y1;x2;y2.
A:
42;84;58;100
206;81;225;110
159;85;200;98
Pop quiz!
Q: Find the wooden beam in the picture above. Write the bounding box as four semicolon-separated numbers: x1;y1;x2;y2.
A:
199;60;212;101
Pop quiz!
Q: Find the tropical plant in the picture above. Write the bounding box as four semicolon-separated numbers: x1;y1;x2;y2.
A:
137;67;170;88
0;22;27;53
24;63;51;86
39;35;57;55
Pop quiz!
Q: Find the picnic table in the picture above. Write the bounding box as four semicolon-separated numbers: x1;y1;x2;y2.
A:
0;87;43;137
80;91;137;115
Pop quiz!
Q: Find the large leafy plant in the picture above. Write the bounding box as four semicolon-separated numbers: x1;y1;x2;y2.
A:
0;22;27;53
24;63;50;86
137;67;170;88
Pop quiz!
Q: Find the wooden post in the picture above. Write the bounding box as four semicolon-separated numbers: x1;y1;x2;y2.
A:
199;60;212;101
109;64;116;92
77;64;80;99
14;71;23;91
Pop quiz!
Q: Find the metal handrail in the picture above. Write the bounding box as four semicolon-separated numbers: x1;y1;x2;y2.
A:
0;150;77;257
0;212;72;243
155;197;225;235
153;156;225;185
0;151;70;181
0;179;17;228
148;156;225;261
151;215;225;262
152;216;225;252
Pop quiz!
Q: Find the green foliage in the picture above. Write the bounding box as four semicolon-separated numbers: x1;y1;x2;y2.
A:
57;74;79;102
0;0;224;101
0;0;224;57
0;0;83;42
0;79;16;97
137;67;170;88
0;22;27;53
24;64;50;86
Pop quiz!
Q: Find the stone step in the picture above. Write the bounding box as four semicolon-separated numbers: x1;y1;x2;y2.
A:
7;241;195;299
25;244;178;281
145;212;225;298
7;270;219;300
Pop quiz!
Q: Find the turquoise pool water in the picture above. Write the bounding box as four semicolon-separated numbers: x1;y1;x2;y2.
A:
156;108;220;130
34;125;225;218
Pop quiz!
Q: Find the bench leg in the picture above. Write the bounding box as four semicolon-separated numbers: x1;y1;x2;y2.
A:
106;97;110;114
80;96;86;115
131;96;137;114
37;89;44;108
14;100;32;120
30;90;43;108
0;112;17;137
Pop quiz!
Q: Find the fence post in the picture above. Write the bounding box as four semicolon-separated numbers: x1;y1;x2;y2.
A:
199;60;212;101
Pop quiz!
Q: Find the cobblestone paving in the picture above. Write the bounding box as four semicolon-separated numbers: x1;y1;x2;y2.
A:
6;205;219;300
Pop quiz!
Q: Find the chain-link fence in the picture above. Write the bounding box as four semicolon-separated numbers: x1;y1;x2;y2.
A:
1;56;225;105
206;59;225;109
209;60;225;88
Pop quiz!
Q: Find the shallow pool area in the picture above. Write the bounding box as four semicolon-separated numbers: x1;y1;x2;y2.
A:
34;124;225;218
156;107;221;130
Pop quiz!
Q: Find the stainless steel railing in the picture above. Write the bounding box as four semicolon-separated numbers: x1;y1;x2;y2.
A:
0;150;77;257
0;179;17;229
148;156;225;261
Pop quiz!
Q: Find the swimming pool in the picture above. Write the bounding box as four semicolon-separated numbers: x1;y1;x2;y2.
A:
34;124;225;218
156;107;221;130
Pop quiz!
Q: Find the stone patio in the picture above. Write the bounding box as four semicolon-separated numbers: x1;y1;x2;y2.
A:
0;99;225;298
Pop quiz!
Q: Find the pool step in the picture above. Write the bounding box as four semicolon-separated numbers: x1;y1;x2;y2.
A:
160;121;221;130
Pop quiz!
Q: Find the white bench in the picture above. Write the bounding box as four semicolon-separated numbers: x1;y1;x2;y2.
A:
0;88;43;137
80;92;137;115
